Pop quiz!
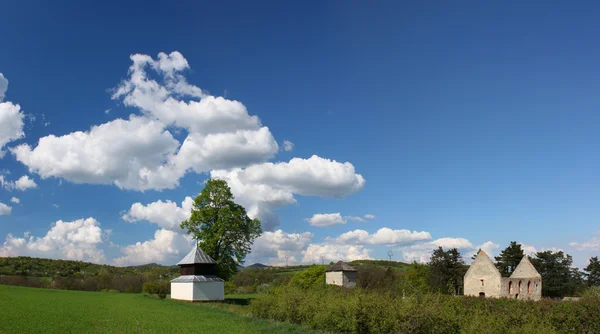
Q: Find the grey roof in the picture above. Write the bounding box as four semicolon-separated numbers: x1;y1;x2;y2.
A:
177;247;217;265
325;261;357;272
170;275;224;283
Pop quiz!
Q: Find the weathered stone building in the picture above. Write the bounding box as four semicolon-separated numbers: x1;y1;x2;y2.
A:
464;250;542;301
325;261;357;288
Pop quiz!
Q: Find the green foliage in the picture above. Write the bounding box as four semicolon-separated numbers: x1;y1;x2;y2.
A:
251;285;600;334
531;250;585;298
582;286;600;299
288;265;326;290
428;247;467;295
495;241;525;277
0;285;320;333
142;280;170;299
402;261;431;294
180;179;262;281
584;256;600;286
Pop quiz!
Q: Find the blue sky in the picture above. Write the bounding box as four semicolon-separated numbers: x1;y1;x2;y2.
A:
0;1;599;267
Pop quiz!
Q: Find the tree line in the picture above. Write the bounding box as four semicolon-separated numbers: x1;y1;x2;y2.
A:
425;241;600;298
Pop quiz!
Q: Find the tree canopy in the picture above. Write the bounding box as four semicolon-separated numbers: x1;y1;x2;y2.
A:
584;256;600;287
428;247;467;295
531;250;584;298
494;241;524;277
180;179;262;280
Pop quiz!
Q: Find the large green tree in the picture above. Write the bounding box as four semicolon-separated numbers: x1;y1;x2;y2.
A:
428;247;467;295
180;179;262;280
494;241;524;277
584;256;600;287
531;250;584;298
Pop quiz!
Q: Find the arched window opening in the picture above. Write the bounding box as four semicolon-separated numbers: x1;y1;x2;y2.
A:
509;281;513;294
527;281;532;294
519;281;522;294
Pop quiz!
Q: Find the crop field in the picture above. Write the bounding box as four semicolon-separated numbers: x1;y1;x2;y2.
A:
0;285;320;333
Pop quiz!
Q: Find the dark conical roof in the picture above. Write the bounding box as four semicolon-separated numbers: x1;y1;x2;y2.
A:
325;261;357;272
177;246;217;265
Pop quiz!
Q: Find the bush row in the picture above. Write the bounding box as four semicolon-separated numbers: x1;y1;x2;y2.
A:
250;285;600;334
0;275;166;294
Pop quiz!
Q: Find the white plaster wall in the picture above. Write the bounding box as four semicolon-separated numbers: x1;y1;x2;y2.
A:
326;272;344;286
192;282;224;301
171;282;194;301
464;266;502;298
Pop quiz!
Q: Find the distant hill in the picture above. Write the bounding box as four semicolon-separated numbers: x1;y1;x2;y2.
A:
0;256;179;278
244;263;269;269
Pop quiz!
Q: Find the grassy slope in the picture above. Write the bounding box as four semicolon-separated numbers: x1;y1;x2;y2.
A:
0;285;319;334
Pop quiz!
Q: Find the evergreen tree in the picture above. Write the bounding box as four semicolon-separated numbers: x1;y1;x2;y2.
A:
494;241;524;277
531;250;584;297
428;247;467;295
584;256;600;286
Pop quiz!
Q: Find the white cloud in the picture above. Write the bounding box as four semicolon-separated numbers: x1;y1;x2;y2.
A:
113;229;193;266
283;140;294;152
122;197;194;231
306;213;346;227
0;101;25;151
399;237;498;263
0;217;107;263
331;227;432;246
302;243;372;264
0;175;37;191
0;202;11;215
13;52;279;191
211;156;365;230
236;155;365;198
10;197;19;204
12;115;182;191
14;175;37;191
247;229;313;265
364;214;376;220
0;73;8;100
52;204;59;208
570;232;600;251
104;108;111;114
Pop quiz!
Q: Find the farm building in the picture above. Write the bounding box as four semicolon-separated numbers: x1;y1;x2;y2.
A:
325;261;357;288
464;250;542;301
170;246;224;301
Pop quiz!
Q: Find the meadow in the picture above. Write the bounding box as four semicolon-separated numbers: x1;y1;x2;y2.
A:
0;285;320;334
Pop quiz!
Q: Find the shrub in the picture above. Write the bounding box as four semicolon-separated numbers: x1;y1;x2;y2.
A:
288;265;325;290
582;286;600;299
250;285;600;334
142;280;170;299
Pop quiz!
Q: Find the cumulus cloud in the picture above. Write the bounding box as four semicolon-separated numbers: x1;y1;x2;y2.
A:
331;228;432;246
211;156;365;230
12;115;182;191
0;218;107;263
364;214;376;220
0;73;7;100
10;197;19;204
247;229;313;265
282;140;294;152
0;101;25;152
12;52;279;191
0;175;37;191
113;229;193;266
122;197;194;231
306;213;346;227
399;237;499;263
569;232;600;251
0;202;11;215
302;244;372;264
304;213;368;227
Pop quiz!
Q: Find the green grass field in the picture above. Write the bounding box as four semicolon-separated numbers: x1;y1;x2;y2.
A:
0;285;320;333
